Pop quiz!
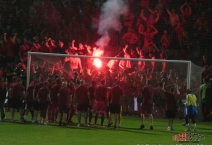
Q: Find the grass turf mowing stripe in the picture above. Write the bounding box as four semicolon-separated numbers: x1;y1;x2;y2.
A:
0;112;211;145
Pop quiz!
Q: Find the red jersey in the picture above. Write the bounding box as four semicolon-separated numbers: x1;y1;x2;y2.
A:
67;84;75;96
89;86;96;101
58;87;72;106
161;35;170;48
110;86;123;105
165;92;177;110
51;84;61;104
143;32;156;46
142;86;154;104
0;81;7;99
11;83;25;100
34;82;43;98
80;74;92;84
26;85;34;102
175;26;185;41
75;85;89;104
38;87;50;103
182;11;192;26
5;42;14;57
20;44;31;60
123;12;134;27
9;82;16;89
140;0;149;7
31;46;41;52
95;85;107;103
29;80;38;86
122;32;138;44
121;81;134;97
146;19;157;28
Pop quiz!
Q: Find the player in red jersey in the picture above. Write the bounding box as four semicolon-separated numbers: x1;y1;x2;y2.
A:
162;82;179;130
32;77;44;123
10;78;25;122
57;81;72;126
7;76;18;110
66;72;80;123
24;79;38;121
49;78;62;123
94;80;107;127
0;76;7;121
36;81;51;125
75;80;91;127
140;79;155;130
88;80;97;124
108;81;123;130
67;79;76;123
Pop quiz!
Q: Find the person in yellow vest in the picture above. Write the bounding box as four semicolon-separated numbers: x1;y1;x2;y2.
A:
184;89;198;131
200;78;208;121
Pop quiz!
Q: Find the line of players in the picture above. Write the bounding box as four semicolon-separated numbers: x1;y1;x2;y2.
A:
0;70;198;131
4;72;124;129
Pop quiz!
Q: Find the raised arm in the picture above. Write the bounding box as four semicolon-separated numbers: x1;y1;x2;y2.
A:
152;43;160;52
155;12;160;23
146;6;156;15
12;33;17;44
64;57;71;62
3;33;8;43
166;8;171;16
62;0;69;8
152;26;158;35
15;5;22;15
71;40;78;50
123;45;130;55
174;84;180;95
85;45;92;54
180;2;186;14
23;29;28;38
139;26;145;35
78;58;82;71
136;47;140;55
40;29;46;38
140;9;147;22
162;81;172;94
187;3;192;14
204;23;209;32
119;60;125;70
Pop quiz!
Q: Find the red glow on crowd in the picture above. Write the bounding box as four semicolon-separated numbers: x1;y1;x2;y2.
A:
92;48;104;68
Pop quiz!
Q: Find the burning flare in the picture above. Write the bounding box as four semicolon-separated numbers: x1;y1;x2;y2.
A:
93;48;104;68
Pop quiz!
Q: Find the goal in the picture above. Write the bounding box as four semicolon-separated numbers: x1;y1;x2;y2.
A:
27;52;203;119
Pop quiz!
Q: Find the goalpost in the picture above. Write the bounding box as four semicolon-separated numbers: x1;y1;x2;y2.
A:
27;52;193;88
27;52;203;119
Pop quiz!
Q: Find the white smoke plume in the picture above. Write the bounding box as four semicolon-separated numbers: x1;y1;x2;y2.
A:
95;0;128;49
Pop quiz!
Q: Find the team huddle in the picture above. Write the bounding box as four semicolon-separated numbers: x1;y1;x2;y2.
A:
0;69;198;131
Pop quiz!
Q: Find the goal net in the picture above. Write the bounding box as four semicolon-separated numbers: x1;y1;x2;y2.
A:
27;52;203;119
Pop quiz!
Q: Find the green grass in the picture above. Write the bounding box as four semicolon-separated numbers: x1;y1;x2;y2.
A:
0;112;212;145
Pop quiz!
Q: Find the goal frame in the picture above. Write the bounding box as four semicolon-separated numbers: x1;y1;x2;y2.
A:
27;52;192;89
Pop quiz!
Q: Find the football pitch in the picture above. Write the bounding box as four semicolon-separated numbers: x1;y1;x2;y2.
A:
0;112;211;145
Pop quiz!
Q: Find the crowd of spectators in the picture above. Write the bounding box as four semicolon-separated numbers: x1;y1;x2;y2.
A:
0;0;212;119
